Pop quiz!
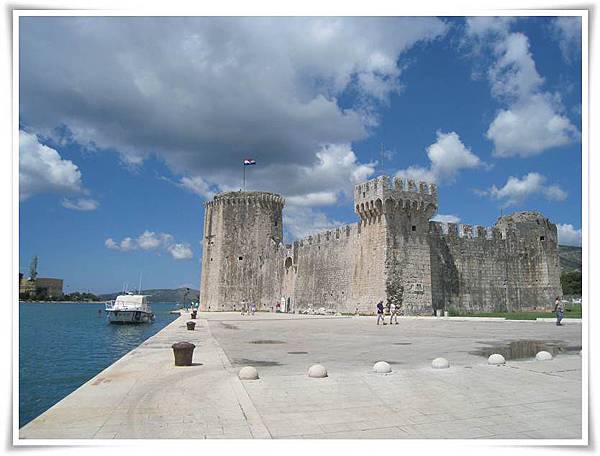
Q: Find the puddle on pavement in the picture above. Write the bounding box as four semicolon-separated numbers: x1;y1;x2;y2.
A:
393;342;412;346
386;361;404;365
220;323;239;330
234;358;282;367
470;339;581;360
287;351;309;354
249;340;286;344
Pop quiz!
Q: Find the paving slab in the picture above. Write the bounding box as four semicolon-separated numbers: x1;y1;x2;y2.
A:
19;311;583;441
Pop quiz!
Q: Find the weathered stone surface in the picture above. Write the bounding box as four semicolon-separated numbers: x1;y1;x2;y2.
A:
238;366;259;380
488;354;506;365
536;351;553;361
431;357;450;369
308;364;328;378
373;361;392;373
199;176;562;315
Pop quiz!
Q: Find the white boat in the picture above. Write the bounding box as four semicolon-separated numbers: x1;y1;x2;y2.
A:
105;293;154;324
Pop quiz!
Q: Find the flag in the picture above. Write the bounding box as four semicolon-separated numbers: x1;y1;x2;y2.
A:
243;159;256;166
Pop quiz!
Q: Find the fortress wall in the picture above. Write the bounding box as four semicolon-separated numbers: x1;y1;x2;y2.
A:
285;224;357;313
428;216;562;313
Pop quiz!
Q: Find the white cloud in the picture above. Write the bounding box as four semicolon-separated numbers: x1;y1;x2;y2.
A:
19;130;83;200
465;17;515;39
20;17;447;206
119;237;137;252
486;93;580;157
286;192;338;207
179;176;215;199
105;238;119;250
61;197;99;211
283;205;343;241
105;230;191;259
431;214;461;224
489;32;544;102
167;243;194;260
395;131;481;184
464;19;579;157
556;223;582;246
551;17;582;62
488;172;567;207
137;231;173;250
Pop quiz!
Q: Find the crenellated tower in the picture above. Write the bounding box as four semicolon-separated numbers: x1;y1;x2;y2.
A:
199;191;285;311
353;175;439;313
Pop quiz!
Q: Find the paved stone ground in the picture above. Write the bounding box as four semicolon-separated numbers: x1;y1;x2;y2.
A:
19;311;583;441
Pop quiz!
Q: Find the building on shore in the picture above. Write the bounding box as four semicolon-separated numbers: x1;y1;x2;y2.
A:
199;175;562;315
19;276;64;299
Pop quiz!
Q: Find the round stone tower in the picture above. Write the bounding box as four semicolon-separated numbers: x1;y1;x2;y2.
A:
199;191;285;311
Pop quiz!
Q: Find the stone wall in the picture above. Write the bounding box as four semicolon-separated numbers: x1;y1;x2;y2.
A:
199;176;562;315
428;212;562;313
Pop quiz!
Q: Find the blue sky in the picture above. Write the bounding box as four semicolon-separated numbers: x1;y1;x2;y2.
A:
18;16;583;294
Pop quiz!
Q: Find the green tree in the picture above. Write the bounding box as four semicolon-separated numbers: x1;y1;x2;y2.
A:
561;271;582;295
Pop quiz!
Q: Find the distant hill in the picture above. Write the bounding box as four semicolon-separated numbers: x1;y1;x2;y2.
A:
99;287;199;303
559;245;582;273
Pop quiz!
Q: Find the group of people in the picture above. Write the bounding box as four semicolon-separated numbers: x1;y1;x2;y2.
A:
376;300;400;325
240;300;257;316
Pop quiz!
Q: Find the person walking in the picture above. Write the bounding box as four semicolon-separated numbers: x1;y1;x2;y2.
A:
389;302;398;325
250;302;256;316
554;296;564;326
376;301;386;325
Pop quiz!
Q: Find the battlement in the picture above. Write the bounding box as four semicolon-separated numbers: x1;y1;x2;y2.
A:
429;221;502;240
291;223;359;249
206;191;285;208
354;175;437;220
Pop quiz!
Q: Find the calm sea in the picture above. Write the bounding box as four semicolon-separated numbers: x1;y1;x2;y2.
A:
19;302;179;428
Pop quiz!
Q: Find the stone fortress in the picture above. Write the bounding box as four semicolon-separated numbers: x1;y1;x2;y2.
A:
199;175;562;315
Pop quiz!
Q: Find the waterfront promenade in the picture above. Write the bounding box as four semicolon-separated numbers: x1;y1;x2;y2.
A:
19;312;583;440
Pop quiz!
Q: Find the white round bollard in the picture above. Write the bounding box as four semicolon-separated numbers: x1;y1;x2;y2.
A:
535;351;553;361
238;366;259;380
373;361;392;374
308;364;328;378
488;354;506;365
431;357;450;369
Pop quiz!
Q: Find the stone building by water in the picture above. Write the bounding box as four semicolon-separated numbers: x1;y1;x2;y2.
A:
199;175;562;315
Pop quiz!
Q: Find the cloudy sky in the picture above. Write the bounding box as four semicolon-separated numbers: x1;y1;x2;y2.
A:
18;16;583;293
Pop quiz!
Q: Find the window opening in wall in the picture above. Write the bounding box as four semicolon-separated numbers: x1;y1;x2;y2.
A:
210;258;213;261
411;225;416;232
238;256;243;260
540;236;545;241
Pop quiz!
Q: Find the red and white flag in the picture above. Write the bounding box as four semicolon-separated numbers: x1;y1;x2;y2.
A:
243;159;256;166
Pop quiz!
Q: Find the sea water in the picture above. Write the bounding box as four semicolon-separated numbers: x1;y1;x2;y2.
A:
19;302;179;428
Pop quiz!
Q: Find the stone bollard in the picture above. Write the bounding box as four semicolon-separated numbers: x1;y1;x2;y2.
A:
238;366;259;380
431;357;450;369
488;354;506;365
172;342;195;366
308;364;328;378
535;351;553;361
186;321;196;330
191;310;197;319
443;310;449;317
373;361;392;374
435;309;443;317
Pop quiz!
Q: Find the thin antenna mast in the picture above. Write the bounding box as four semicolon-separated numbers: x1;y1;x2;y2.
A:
138;273;143;294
